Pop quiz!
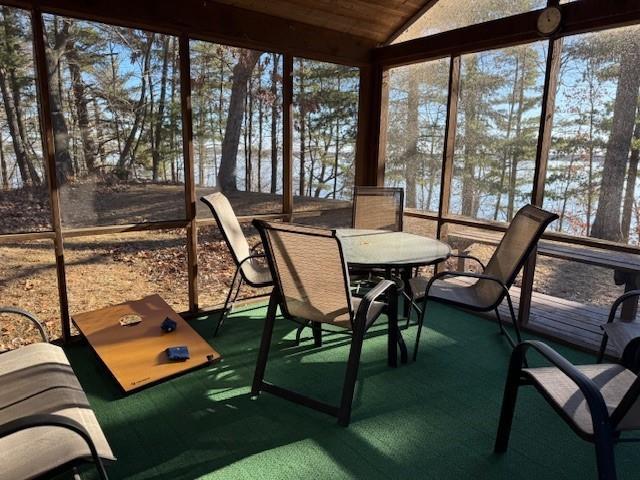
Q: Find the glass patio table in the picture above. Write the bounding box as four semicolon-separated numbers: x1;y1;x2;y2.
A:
336;229;451;269
336;229;451;365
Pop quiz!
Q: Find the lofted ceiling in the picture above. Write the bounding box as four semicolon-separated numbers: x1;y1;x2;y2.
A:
211;0;433;44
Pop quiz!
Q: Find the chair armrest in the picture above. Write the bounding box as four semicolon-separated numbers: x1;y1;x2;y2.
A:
0;413;109;479
0;307;49;343
355;279;395;330
448;253;486;271
604;290;640;327
238;254;266;268
510;340;611;430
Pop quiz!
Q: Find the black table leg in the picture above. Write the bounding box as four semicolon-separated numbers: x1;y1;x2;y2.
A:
387;290;398;368
401;267;412;319
387;284;408;366
397;329;408;364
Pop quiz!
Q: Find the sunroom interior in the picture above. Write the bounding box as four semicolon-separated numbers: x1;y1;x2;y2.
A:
2;0;640;479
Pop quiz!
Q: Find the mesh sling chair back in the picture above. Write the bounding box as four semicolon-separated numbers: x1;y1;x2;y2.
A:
495;338;640;480
410;204;558;359
352;186;404;232
201;192;273;335
251;220;397;426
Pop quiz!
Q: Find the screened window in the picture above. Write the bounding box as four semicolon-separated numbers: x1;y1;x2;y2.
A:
543;24;640;245
384;58;449;213
42;15;184;228
0;7;50;234
450;42;546;222
190;41;283;217
292;59;359;223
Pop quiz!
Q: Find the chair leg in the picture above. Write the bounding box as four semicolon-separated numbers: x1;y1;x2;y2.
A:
214;266;242;336
597;333;609;363
295;321;309;346
593;425;617;480
413;297;428;362
251;293;279;396
312;322;323;347
337;323;366;427
495;293;522;348
505;292;522;344
494;362;522;453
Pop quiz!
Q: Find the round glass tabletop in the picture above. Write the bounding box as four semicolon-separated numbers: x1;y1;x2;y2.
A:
336;229;451;268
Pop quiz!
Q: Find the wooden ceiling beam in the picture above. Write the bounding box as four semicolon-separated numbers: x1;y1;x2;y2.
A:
4;0;376;66
375;0;640;68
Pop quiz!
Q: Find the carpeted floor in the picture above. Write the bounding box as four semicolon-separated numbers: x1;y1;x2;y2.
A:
64;303;640;480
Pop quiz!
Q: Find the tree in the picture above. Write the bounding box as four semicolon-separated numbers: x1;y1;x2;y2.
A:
591;37;640;242
218;49;260;192
44;17;74;185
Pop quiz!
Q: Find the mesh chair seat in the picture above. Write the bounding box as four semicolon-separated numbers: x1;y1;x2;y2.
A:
0;343;115;480
523;364;637;435
409;277;497;311
283;297;385;328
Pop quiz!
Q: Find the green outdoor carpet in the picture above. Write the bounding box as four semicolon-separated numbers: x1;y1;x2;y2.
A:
64;303;640;480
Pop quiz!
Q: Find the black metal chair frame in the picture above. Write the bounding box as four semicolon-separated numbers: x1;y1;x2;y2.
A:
495;339;640;480
413;255;522;360
0;307;109;479
200;195;274;336
251;220;400;426
597;289;640;363
412;206;558;360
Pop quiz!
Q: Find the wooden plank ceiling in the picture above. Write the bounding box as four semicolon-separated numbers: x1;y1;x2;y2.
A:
211;0;430;44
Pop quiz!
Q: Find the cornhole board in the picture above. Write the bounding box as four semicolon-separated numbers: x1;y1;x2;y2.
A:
72;294;220;393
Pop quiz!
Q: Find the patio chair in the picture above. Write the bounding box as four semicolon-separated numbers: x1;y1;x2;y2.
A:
251;220;398;426
0;307;114;479
350;186;405;295
201;192;273;336
495;339;640;480
410;204;558;360
352;186;404;232
597;289;640;362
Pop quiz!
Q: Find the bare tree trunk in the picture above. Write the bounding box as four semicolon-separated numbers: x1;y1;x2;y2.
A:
93;98;105;167
45;18;74;185
0;7;39;186
218;49;260;192
622;120;640;241
66;39;97;174
591;42;640;241
169;37;178;183
270;53;278;194
0;69;29;185
404;72;419;208
118;32;154;174
0;132;7;189
298;59;306;196
109;41;123;155
257;67;263;192
461;58;480;218
152;36;170;182
507;51;527;221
